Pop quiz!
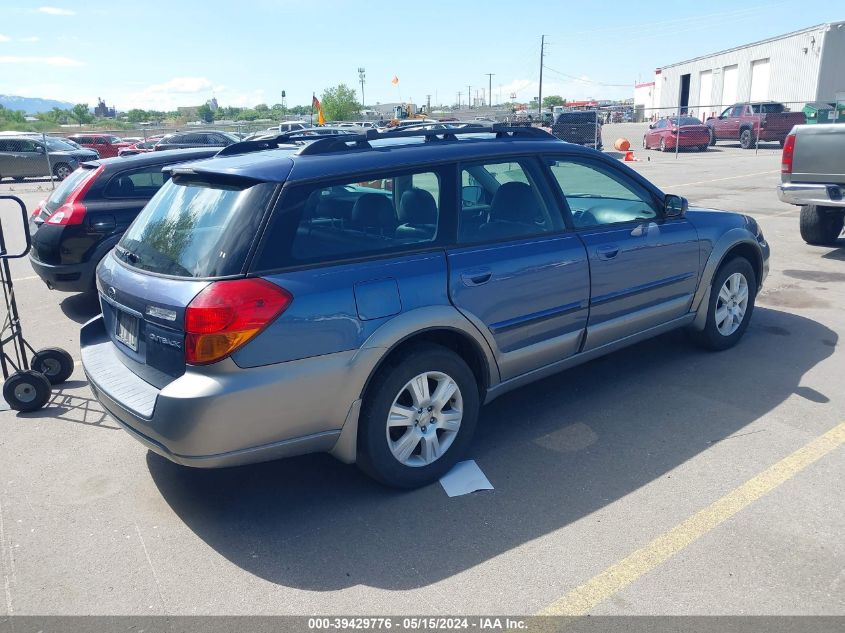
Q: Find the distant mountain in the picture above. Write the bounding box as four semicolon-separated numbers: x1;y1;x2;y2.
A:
0;95;75;114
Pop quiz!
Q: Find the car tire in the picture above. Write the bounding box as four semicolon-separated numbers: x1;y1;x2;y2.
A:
739;128;755;149
690;257;756;351
659;137;666;152
799;205;845;246
709;128;717;146
31;347;75;385
53;163;72;180
357;343;480;489
642;136;648;149
2;370;52;412
698;144;708;152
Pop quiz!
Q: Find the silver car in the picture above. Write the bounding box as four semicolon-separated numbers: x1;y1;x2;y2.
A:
0;136;97;181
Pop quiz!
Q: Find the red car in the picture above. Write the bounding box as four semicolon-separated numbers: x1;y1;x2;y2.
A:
642;116;710;152
117;137;163;157
65;134;132;159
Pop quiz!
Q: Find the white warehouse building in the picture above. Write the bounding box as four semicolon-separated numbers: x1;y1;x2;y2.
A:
639;21;845;121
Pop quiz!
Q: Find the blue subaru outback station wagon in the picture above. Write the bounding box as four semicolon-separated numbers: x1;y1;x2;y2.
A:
81;125;770;488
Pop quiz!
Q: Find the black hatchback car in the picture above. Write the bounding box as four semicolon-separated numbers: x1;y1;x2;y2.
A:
29;147;219;292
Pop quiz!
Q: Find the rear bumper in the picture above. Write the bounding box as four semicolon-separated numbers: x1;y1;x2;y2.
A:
80;315;372;468
777;183;845;209
28;253;95;292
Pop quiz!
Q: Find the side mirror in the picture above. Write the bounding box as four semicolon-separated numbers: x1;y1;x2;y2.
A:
462;185;483;205
664;194;688;218
648;123;655;129
35;145;45;154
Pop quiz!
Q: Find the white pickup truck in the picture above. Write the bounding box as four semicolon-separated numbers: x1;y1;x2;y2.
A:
778;123;845;245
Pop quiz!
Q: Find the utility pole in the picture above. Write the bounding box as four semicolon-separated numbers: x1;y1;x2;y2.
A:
467;85;472;109
426;94;431;113
485;73;495;107
457;92;462;108
538;35;546;118
358;67;366;110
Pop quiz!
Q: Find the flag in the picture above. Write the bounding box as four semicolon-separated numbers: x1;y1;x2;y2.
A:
312;95;321;110
391;76;399;85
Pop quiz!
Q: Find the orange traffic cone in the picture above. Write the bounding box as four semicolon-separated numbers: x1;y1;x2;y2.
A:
624;150;635;161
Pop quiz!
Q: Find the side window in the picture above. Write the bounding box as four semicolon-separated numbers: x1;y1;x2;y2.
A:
266;169;443;267
719;107;732;118
731;105;745;117
458;160;560;244
546;158;658;228
104;167;168;198
0;140;9;152
20;140;38;152
655;120;666;129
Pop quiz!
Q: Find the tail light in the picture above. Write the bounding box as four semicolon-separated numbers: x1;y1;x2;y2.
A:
781;133;796;174
185;278;292;365
44;165;103;225
31;199;46;219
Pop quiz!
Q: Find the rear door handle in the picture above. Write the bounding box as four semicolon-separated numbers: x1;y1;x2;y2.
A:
461;269;493;287
596;245;620;260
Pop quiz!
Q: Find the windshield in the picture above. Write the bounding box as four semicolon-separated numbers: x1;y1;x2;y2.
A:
116;178;276;278
44;137;77;151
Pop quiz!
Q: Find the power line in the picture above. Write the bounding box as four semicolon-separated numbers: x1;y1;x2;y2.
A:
542;64;631;88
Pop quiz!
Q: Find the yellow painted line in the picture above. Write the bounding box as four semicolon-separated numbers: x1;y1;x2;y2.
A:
656;170;778;190
539;421;845;616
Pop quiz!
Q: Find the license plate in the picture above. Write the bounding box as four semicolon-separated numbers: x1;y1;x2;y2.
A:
115;310;139;352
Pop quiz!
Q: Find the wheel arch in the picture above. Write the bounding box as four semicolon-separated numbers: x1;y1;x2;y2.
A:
690;232;763;331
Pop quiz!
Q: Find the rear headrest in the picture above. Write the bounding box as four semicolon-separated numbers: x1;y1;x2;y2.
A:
489;181;541;223
350;193;397;232
398;188;438;225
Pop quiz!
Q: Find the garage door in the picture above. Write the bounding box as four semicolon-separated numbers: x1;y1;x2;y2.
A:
721;65;738;108
698;70;713;120
750;59;771;102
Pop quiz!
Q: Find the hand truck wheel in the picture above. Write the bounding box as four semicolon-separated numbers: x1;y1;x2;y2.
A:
3;370;51;412
31;347;74;385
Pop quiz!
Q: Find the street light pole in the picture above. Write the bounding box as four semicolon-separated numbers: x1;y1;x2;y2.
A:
485;73;495;107
467;85;472;109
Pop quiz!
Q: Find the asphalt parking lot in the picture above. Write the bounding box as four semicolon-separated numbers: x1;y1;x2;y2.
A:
0;126;843;617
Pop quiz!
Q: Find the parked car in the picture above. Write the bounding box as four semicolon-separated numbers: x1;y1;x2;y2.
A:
118;137;163;157
81;125;769;488
153;130;239;151
551;111;603;150
28;148;220;293
706;102;806;149
643;116;710;152
777;123;845;245
0;136;97;182
273;121;314;133
66;134;132;159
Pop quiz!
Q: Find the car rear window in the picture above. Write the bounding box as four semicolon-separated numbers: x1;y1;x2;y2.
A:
556;113;598;123
42;166;92;214
115;178;276;278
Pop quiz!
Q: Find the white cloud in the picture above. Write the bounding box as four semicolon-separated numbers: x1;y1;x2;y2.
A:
146;76;214;95
19;36;40;43
0;55;83;67
0;35;10;42
37;6;76;15
118;76;265;110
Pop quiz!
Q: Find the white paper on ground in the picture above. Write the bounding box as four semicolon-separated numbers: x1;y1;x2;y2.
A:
439;460;493;497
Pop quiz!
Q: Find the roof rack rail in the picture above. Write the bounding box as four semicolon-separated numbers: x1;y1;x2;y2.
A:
217;124;553;158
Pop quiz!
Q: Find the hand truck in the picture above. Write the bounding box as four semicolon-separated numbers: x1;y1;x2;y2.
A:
0;195;74;412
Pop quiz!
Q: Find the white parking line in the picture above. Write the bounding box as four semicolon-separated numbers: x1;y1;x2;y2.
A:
656;170;777;190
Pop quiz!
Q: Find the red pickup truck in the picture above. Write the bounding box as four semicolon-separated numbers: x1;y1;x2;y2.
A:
706;102;805;149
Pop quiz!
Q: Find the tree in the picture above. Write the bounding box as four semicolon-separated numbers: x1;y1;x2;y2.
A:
196;103;214;123
542;95;566;108
320;84;359;122
254;103;269;113
126;109;149;123
70;103;93;125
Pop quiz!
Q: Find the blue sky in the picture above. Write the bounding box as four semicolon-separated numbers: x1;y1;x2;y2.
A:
0;1;842;110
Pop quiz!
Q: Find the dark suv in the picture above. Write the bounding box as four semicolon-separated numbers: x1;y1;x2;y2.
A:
81;125;769;488
551;111;603;150
29;148;219;292
154;131;239;151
